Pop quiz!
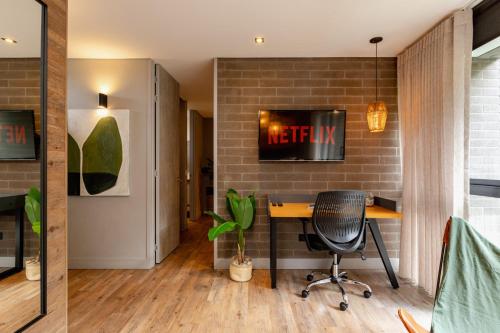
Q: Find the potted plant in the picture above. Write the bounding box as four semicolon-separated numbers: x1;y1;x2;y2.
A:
24;187;41;281
206;188;256;282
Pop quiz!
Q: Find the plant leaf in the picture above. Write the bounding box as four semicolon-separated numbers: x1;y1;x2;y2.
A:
237;197;254;230
205;211;227;225
249;193;256;223
208;221;237;241
227;188;239;199
227;191;241;222
249;193;256;209
27;187;41;203
25;195;41;237
31;220;41;236
225;188;239;220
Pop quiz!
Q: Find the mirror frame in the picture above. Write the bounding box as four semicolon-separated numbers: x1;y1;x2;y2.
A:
14;1;48;331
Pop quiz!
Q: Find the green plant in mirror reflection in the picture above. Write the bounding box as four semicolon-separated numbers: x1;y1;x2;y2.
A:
25;187;41;261
25;187;41;237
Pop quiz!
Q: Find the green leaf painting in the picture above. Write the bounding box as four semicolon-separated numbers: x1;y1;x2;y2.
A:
68;133;80;195
82;116;123;195
67;109;129;196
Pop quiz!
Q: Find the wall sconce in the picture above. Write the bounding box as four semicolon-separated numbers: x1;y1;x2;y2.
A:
98;93;108;109
1;37;18;44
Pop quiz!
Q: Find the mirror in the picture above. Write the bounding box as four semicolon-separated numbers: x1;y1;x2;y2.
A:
0;0;47;331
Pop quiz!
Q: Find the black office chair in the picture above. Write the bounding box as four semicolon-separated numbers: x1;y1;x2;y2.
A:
299;190;371;311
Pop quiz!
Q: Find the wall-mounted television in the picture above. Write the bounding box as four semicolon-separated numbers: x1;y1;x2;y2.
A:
258;110;346;161
0;110;37;160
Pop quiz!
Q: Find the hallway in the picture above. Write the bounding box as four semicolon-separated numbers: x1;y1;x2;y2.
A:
68;217;432;333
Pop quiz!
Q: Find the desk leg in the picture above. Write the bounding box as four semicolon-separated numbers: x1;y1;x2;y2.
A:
15;208;24;270
270;217;277;289
367;218;399;289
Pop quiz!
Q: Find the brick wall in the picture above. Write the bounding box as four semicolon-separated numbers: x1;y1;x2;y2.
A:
469;58;500;246
216;58;401;260
0;58;41;258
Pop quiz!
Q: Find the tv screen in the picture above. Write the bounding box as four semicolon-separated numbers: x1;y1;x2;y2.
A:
0;110;37;160
258;110;346;161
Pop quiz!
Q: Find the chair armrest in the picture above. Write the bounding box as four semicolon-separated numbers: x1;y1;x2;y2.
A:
397;308;429;333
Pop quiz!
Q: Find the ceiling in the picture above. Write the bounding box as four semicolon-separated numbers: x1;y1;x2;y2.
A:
0;0;42;58
68;0;471;116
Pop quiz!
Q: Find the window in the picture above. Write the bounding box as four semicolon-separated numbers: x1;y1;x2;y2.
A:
469;46;500;246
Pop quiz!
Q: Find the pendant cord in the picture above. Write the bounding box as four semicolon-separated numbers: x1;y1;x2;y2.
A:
375;43;378;102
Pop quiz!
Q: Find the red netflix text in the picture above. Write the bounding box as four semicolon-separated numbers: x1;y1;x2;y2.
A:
0;124;27;144
268;125;335;145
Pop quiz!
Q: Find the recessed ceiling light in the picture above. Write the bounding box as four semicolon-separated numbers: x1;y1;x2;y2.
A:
1;37;18;44
254;37;264;45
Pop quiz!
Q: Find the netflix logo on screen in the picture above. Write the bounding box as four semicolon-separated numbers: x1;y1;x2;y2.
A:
258;110;346;161
0;124;28;144
0;110;36;160
268;125;336;145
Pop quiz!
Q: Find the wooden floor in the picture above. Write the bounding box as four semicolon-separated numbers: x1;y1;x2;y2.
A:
0;271;40;333
69;218;433;333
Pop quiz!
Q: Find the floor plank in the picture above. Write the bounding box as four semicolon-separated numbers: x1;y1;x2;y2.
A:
0;271;40;333
69;218;432;332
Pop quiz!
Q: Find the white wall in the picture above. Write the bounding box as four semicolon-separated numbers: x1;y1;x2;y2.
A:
67;59;156;268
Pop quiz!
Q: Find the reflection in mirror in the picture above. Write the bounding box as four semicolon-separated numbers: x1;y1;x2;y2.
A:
0;0;46;331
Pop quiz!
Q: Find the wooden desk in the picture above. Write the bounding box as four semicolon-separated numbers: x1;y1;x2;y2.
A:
269;203;402;220
0;194;25;280
267;195;401;289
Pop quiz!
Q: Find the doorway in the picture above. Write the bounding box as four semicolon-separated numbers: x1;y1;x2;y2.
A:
187;110;214;221
153;64;213;264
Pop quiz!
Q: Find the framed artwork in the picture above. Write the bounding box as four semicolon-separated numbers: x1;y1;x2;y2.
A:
68;109;130;196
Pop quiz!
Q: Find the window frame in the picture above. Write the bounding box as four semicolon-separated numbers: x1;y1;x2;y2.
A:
470;179;500;198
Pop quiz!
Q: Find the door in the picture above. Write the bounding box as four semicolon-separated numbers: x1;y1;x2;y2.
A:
155;64;180;263
188;110;204;220
179;99;188;231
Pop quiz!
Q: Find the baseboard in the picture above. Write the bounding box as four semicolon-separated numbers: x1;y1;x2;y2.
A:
214;257;399;271
68;257;155;269
0;257;15;267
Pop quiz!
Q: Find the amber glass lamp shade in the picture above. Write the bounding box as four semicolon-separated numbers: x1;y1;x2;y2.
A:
367;101;388;133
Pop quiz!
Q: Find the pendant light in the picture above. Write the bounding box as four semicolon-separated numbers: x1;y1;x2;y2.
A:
367;37;388;133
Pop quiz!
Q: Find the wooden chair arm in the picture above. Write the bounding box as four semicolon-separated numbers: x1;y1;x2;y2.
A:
443;217;452;246
397;308;429;333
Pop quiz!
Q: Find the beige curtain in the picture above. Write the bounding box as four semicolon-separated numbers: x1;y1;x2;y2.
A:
398;9;472;295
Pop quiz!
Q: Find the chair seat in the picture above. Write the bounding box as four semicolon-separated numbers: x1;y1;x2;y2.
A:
299;234;365;252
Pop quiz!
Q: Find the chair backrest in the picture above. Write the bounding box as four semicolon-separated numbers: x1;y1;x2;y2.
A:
431;217;500;332
312;191;366;245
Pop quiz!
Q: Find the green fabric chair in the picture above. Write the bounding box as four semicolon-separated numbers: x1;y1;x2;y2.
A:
399;216;500;333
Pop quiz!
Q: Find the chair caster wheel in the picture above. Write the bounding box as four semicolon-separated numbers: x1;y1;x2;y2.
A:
301;290;309;298
340;302;348;311
306;274;314;281
363;290;372;299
